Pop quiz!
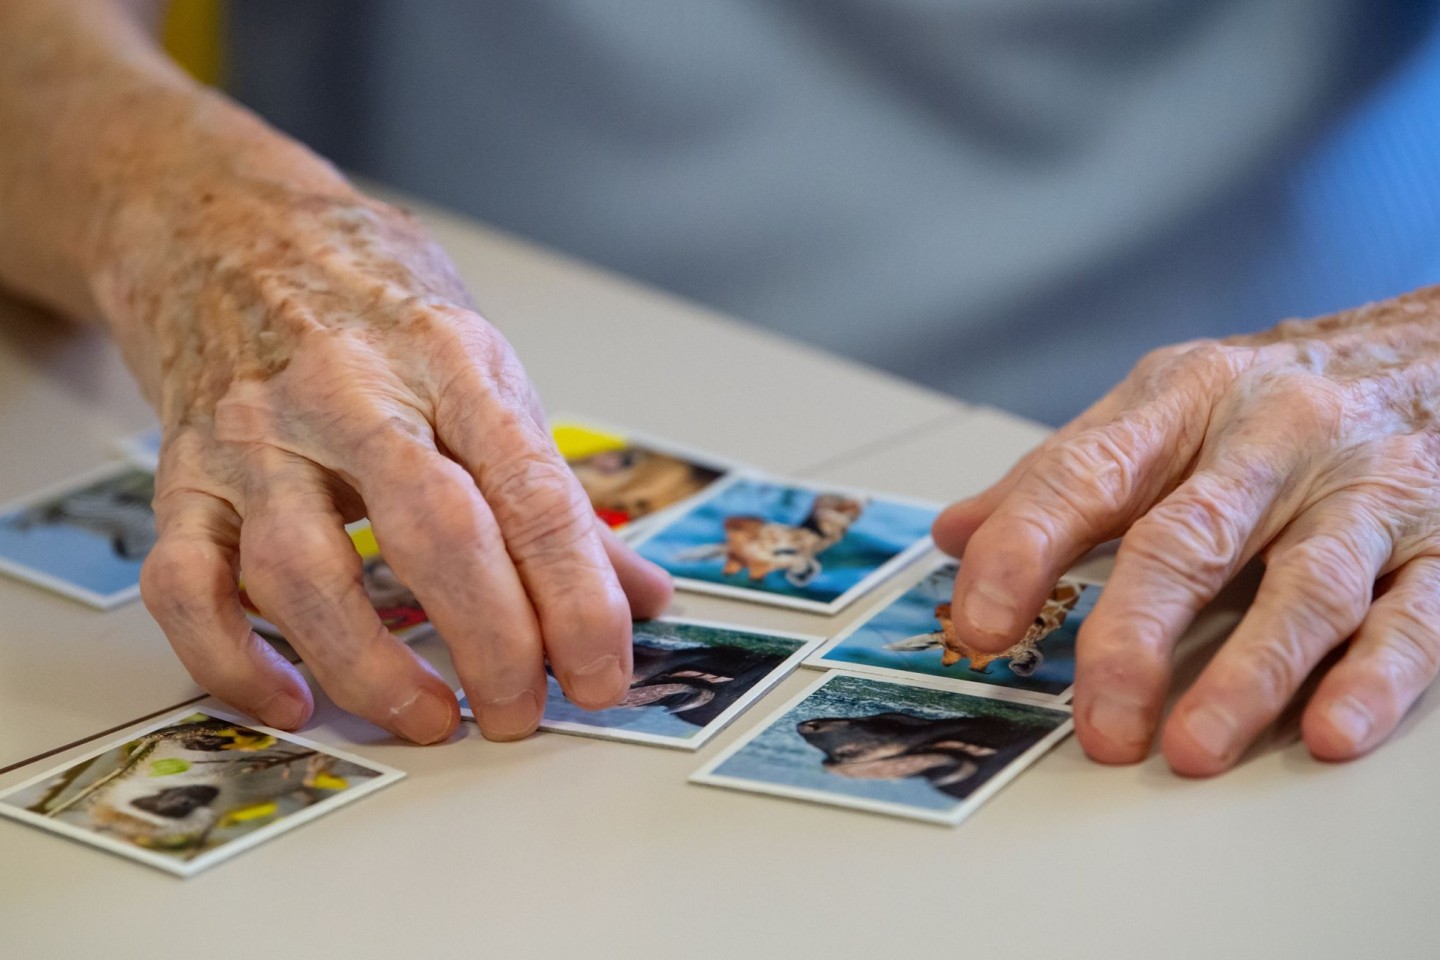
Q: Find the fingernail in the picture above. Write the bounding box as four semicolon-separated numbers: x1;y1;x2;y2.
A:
961;580;1017;639
1181;705;1239;761
1086;694;1152;747
256;690;306;730
567;655;626;707
390;689;455;744
479;690;540;740
1326;696;1373;749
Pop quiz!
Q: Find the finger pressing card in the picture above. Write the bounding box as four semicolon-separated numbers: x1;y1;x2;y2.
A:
807;558;1097;704
458;618;823;749
0;709;403;877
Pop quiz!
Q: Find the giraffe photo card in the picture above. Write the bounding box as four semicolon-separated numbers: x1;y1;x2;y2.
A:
805;557;1099;704
690;671;1073;826
458;618;824;749
0;462;157;608
0;709;404;877
629;473;939;614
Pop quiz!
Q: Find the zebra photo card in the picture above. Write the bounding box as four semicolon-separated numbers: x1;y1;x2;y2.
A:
0;709;404;877
805;557;1099;704
629;473;939;615
0;462;157;608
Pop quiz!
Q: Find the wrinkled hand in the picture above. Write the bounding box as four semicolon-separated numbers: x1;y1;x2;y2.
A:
97;177;672;743
935;288;1440;775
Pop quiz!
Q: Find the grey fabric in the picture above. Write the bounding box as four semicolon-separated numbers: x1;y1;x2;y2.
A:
229;1;1440;424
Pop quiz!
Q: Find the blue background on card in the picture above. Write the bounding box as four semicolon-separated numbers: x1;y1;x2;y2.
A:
823;564;1092;696
635;478;935;604
543;622;804;737
710;675;1067;813
0;471;154;599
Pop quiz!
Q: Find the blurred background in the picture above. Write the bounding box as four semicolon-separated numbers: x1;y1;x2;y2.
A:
168;1;1440;425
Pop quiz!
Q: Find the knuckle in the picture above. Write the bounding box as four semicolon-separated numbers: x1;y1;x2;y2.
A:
141;539;227;620
1269;537;1373;631
243;525;359;621
1124;488;1243;598
1372;604;1440;688
1031;425;1144;525
1243;633;1310;706
486;453;597;558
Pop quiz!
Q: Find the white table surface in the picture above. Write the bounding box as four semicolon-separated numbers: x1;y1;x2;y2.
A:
1;194;1433;960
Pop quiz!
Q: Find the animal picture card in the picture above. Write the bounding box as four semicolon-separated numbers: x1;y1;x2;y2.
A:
691;671;1073;826
629;473;938;614
0;463;156;608
806;558;1096;704
458;618;823;749
240;522;432;646
0;710;404;877
551;417;739;535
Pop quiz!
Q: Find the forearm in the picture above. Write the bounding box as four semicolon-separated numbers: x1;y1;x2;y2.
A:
0;0;356;389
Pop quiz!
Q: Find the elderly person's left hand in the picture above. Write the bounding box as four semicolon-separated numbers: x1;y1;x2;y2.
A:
934;286;1440;775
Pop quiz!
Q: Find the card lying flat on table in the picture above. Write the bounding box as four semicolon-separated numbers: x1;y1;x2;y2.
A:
552;418;739;537
691;672;1072;826
806;558;1097;704
629;474;938;615
0;463;156;608
459;618;822;749
0;710;404;877
240;522;432;646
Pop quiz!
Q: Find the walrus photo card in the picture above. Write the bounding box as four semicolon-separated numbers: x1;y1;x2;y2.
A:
628;473;939;614
458;618;823;749
806;557;1098;704
0;462;156;608
0;709;404;877
552;416;743;537
691;671;1073;826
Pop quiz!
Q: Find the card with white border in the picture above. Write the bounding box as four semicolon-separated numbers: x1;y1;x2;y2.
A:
691;671;1073;826
458;617;824;750
551;415;746;539
805;557;1099;704
0;462;156;608
0;708;404;877
628;473;938;615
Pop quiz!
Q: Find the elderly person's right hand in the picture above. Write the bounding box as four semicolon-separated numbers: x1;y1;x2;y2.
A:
0;0;671;744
